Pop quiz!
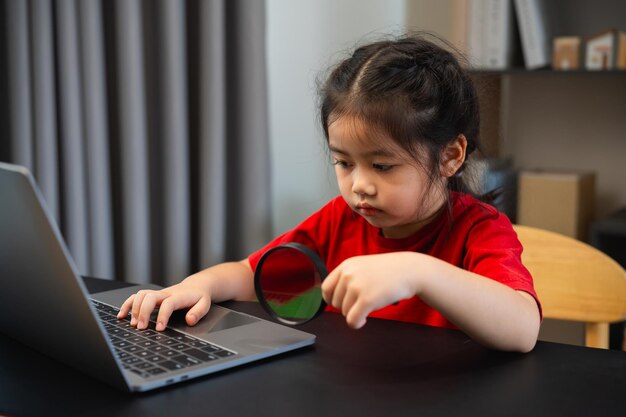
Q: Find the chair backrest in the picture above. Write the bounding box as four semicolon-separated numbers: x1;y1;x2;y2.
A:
513;224;626;349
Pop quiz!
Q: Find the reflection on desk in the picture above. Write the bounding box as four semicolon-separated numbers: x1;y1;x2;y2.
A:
0;277;624;417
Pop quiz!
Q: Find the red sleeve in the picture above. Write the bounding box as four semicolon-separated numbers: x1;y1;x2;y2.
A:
463;213;543;318
247;198;338;272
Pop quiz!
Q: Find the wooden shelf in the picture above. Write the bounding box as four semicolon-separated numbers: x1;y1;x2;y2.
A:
470;68;626;76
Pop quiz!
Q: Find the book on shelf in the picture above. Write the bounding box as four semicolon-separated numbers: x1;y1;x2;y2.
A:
585;29;626;70
465;0;515;70
552;36;581;70
514;0;552;69
466;0;486;68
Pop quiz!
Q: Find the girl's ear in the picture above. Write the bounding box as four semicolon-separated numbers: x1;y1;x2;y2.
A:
440;135;468;178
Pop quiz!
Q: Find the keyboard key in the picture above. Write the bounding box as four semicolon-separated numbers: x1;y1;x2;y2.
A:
136;361;153;369
183;348;218;362
145;354;167;363
113;340;131;349
122;357;142;365
200;344;222;353
172;343;188;351
173;335;198;344
147;345;168;353
128;336;147;343
159;360;187;371
123;345;142;354
172;355;202;367
129;368;150;378
135;350;151;358
215;349;235;358
161;349;179;357
160;329;182;338
116;351;130;359
186;340;209;348
146;333;171;342
146;367;167;375
108;327;123;335
139;340;157;348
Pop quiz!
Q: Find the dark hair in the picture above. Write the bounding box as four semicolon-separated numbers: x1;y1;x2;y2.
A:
319;33;486;201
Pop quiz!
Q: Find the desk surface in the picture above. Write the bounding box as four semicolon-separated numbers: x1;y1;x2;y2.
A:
1;277;625;417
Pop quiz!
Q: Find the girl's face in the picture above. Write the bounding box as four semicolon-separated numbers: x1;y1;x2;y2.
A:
328;116;447;239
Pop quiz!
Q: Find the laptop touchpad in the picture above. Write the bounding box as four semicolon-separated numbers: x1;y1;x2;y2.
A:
168;305;260;334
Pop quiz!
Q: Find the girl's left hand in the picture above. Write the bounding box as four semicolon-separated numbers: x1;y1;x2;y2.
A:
321;252;422;329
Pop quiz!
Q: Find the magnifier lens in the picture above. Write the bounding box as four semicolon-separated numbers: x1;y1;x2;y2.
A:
256;244;326;325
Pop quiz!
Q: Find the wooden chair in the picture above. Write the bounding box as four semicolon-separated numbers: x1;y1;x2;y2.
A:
513;224;626;349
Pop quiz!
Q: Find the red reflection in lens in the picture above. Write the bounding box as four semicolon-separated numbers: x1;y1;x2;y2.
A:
259;247;318;304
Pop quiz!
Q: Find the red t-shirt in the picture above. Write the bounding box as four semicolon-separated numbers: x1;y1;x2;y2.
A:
249;192;540;329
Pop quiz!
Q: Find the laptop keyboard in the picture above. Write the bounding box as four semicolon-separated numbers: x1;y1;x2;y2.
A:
91;299;235;379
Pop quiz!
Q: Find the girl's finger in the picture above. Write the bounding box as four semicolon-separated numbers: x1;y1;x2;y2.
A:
130;290;150;326
185;297;212;326
346;299;371;329
321;269;339;303
154;298;175;331
330;273;348;311
117;294;136;318
340;287;358;317
137;291;167;330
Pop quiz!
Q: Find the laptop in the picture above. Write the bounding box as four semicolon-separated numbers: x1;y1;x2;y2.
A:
0;162;315;392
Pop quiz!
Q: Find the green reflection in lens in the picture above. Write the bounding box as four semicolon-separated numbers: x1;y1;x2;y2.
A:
265;287;322;321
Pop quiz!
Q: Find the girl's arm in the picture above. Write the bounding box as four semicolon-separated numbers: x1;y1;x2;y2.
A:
321;252;541;352
117;259;256;331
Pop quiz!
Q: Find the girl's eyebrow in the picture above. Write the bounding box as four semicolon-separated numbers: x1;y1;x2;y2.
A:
329;144;394;158
328;144;348;155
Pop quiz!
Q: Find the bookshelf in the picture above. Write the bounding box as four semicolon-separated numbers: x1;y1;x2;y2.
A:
456;0;626;223
471;69;626;218
470;68;626;158
459;0;626;349
472;69;626;76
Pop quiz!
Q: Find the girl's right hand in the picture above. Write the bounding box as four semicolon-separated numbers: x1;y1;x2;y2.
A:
117;281;212;331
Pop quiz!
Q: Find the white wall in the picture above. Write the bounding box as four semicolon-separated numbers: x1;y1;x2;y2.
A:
266;0;407;236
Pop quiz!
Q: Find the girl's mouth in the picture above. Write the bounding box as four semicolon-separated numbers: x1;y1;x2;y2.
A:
355;203;381;216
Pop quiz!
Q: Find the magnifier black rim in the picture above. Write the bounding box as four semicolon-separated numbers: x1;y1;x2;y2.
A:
254;242;328;326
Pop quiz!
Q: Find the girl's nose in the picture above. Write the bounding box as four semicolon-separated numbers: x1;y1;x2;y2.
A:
351;169;376;197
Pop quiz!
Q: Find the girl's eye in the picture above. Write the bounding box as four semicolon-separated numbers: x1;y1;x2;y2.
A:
333;159;351;169
373;163;393;172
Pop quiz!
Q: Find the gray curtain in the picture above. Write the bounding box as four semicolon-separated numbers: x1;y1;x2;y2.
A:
0;0;271;286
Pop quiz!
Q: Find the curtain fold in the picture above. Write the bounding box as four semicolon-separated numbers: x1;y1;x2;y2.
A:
198;0;227;268
56;0;91;274
158;0;190;283
224;0;271;258
79;0;114;279
31;0;60;224
1;0;271;285
6;0;34;171
115;0;151;283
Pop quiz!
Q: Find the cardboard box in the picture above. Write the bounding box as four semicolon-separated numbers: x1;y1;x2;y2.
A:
517;171;595;240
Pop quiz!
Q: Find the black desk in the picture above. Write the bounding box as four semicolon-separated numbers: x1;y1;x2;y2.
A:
1;277;625;417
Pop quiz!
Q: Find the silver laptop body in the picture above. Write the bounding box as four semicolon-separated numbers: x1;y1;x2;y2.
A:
0;162;315;392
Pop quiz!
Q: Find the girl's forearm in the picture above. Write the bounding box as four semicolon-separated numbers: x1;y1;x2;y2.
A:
183;259;256;303
415;255;540;352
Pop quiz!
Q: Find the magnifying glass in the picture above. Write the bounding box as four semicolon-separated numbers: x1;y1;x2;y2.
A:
254;243;328;326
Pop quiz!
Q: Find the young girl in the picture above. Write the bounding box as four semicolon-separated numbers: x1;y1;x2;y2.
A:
119;34;541;353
